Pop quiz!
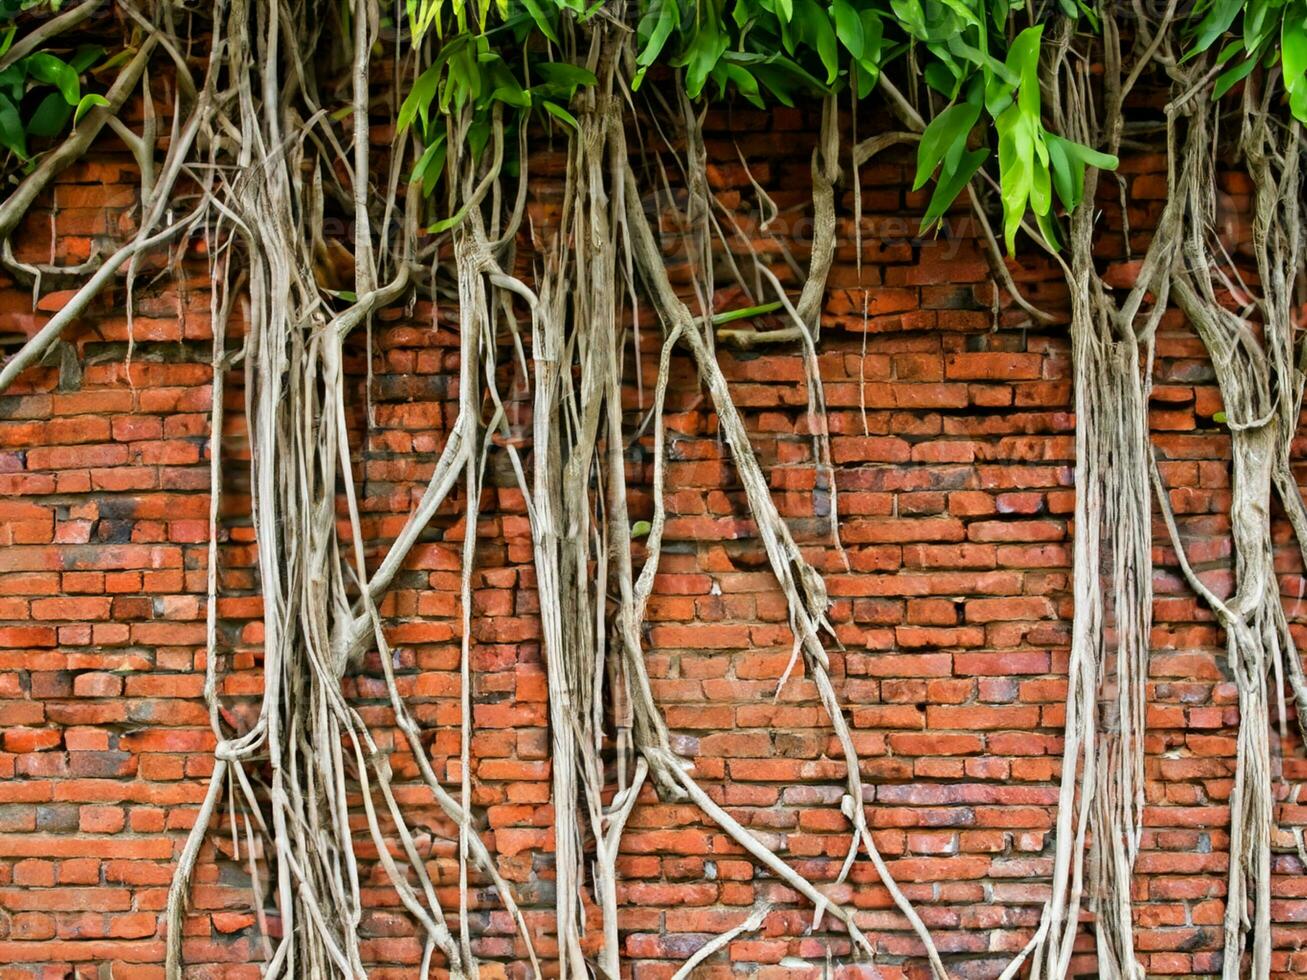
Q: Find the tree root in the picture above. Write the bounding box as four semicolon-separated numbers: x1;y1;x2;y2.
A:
5;6;1307;980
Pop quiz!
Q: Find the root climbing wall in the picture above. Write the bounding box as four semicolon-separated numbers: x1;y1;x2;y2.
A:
1;103;1307;979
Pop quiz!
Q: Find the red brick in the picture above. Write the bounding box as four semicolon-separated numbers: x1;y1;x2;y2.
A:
0;110;1290;980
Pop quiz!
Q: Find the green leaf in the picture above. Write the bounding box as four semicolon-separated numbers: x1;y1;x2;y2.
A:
1006;25;1043;108
489;75;531;108
1067;142;1118;171
777;0;838;84
852;59;877;98
468;118;491;160
1212;50;1257;101
519;0;559;42
889;0;927;39
24;51;79;105
26;91;71;137
1214;34;1247;68
722;63;764;108
1245;1;1278;53
938;0;980;27
752;63;797;106
987;26;1050;251
542;99;578;130
1029;135;1052;217
984;75;1014;118
1213;410;1228;424
630;520;652;539
1046;134;1077;212
0;91;25;158
995;103;1033;252
711;300;783;324
1186;0;1242;59
1282;12;1307;123
68;45;104;74
920;146;988;230
914;101;980;191
97;48;134;73
449;46;481;109
680;20;729;98
1046;134;1120;212
1068;0;1098;29
799;0;839;83
943;33;991;78
407;0;445;39
859;8;883;65
637;0;679;69
398;63;441;134
752;55;826;105
831;0;864;59
428;201;471;233
72;92;109;125
1035;205;1061;250
410;135;447;198
924;61;958;98
536;62;598;95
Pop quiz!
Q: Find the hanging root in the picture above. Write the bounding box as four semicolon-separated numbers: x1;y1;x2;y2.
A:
0;5;981;975
618;114;949;975
1157;69;1305;976
156;2;543;976
7;4;1307;980
998;14;1191;979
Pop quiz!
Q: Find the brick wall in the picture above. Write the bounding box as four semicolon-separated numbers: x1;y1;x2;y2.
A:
1;101;1306;980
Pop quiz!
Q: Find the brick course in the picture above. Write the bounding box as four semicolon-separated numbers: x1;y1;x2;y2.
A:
0;100;1305;979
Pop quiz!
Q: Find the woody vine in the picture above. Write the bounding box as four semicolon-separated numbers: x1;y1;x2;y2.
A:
0;0;1304;978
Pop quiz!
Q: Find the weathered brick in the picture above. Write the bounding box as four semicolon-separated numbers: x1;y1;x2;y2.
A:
0;90;1291;980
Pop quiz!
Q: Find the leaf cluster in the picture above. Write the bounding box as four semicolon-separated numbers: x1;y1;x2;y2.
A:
0;3;108;164
393;2;1124;252
9;1;1303;256
1187;0;1307;117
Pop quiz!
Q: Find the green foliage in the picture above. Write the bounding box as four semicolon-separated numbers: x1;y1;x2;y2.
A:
888;6;1118;251
0;5;106;162
0;1;67;16
2;0;1299;256
1187;0;1307;121
397;13;599;218
711;300;784;323
393;1;1115;253
385;2;1292;253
